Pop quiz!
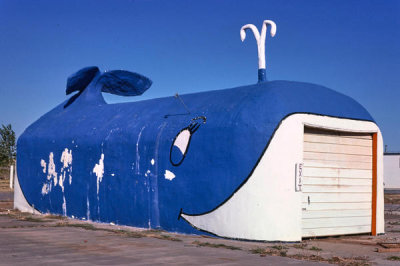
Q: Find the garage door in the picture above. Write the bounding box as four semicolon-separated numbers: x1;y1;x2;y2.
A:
302;127;373;237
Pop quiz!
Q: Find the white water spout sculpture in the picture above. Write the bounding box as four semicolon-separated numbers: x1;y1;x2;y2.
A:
240;20;276;82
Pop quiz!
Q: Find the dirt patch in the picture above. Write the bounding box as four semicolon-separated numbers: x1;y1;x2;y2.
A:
44;214;67;220
386;255;400;261
153;234;182;242
19;216;53;223
193;240;242;250
251;247;288;257
251;247;370;265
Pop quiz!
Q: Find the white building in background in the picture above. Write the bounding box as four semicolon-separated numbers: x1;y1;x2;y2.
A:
384;153;400;190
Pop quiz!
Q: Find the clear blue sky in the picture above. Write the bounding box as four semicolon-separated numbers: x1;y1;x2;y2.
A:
0;0;399;150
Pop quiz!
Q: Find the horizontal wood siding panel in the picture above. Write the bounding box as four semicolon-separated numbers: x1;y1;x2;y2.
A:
302;202;371;211
303;152;372;163
302;177;372;186
302;225;371;237
303;160;372;170
302;216;371;229
302;192;372;203
302;185;371;193
304;142;372;156
304;134;372;147
304;127;372;140
303;167;372;179
302;209;371;219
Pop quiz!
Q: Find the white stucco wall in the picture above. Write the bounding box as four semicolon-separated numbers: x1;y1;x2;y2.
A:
14;169;40;214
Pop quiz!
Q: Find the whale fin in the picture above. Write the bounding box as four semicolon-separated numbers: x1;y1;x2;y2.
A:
98;70;152;96
66;66;100;95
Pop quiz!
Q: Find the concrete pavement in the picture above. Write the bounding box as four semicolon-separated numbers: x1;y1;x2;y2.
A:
0;214;319;265
1;186;400;265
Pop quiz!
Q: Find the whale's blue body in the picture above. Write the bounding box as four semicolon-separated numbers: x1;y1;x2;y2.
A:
17;68;374;235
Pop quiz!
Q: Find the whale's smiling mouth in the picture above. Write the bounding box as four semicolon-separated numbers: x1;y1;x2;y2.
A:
175;114;380;242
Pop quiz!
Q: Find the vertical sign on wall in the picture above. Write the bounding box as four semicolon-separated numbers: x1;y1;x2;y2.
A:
295;163;303;192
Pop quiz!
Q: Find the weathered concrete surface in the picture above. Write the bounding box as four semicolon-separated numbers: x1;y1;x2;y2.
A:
0;189;320;265
0;217;318;265
1;188;400;265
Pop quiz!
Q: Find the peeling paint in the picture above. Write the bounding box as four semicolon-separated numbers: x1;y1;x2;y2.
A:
40;155;51;195
61;148;72;168
59;173;65;192
93;153;105;195
41;183;51;195
59;148;73;191
40;159;47;173
41;149;72;196
164;170;175;181
47;152;57;186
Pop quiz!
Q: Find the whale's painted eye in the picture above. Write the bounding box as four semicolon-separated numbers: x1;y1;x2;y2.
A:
170;129;191;166
170;116;206;166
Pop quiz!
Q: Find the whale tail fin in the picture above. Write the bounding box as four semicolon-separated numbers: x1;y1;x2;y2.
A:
66;66;100;95
98;70;152;96
66;67;152;97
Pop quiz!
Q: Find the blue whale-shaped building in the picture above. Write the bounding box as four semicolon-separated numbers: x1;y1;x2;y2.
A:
16;66;385;241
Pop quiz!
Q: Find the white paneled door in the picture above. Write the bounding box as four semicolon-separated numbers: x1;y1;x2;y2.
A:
302;127;373;237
